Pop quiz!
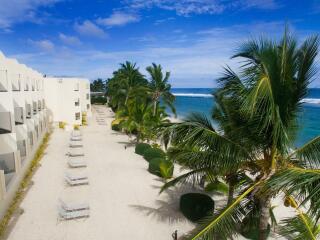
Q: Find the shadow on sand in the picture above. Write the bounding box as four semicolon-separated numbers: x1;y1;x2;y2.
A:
129;184;202;225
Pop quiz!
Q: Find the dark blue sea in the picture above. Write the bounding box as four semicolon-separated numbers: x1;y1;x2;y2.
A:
170;88;320;147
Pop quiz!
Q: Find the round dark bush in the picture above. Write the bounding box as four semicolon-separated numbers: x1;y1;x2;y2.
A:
148;158;173;178
135;143;152;155
180;193;214;222
143;148;166;162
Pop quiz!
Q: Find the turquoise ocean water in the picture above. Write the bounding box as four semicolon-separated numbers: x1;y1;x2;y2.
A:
170;88;320;147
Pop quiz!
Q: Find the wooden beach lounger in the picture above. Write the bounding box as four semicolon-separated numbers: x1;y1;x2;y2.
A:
67;149;85;157
71;130;82;137
70;136;82;141
59;199;89;212
65;173;88;186
59;208;90;220
69;141;83;148
68;158;87;168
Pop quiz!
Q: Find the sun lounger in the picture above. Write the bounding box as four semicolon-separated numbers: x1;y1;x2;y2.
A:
69;141;83;148
68;158;87;168
59;208;90;220
65;173;88;186
59;199;89;212
71;130;82;137
70;136;82;141
67;149;85;157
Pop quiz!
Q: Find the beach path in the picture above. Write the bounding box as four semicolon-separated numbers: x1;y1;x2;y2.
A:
6;105;194;240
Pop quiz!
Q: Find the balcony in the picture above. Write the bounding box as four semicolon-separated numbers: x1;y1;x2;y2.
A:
26;103;32;119
0;70;8;92
14;107;24;125
42;99;45;109
17;140;27;163
28;131;33;147
74;83;79;91
12;75;21;91
0;152;16;187
38;100;42;111
33;102;37;115
0;112;12;134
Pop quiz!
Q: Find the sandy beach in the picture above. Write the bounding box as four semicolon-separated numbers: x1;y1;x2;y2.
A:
6;105;195;240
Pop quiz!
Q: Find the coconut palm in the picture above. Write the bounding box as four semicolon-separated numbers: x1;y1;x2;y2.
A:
161;30;320;239
146;63;176;117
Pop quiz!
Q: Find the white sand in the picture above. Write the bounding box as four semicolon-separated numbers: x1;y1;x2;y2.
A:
7;105;194;240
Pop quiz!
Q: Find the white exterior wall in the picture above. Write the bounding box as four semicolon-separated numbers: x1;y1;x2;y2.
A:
0;52;49;219
80;79;92;117
44;77;91;126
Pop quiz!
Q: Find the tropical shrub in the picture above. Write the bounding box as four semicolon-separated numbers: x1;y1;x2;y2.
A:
148;158;173;178
205;180;229;194
91;96;107;104
59;122;66;129
180;193;214;222
111;119;121;131
143;147;166;162
135;143;152;155
159;160;174;179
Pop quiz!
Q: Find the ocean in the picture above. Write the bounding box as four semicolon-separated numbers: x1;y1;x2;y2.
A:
170;88;320;147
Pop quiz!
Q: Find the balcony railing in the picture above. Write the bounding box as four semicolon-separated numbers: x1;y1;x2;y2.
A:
0;70;8;92
0;112;12;134
14;107;24;125
26;103;32;119
0;152;16;187
17;140;27;163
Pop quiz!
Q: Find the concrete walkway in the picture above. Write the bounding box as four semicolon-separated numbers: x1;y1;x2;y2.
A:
7;105;194;240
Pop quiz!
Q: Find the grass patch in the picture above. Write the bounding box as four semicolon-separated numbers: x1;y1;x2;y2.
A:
0;130;52;238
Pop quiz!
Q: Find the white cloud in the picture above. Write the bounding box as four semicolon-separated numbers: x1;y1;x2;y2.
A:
28;39;55;52
59;33;82;46
97;12;140;27
0;0;61;30
74;20;108;38
125;0;279;16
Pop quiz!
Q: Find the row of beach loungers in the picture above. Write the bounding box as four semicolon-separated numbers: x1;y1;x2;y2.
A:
59;130;90;220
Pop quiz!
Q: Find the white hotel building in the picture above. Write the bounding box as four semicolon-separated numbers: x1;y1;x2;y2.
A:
0;52;91;218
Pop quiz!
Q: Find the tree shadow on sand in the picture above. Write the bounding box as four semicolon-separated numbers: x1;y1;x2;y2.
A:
130;184;203;225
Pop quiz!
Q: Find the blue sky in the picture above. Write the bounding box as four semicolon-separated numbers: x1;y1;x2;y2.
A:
0;0;319;87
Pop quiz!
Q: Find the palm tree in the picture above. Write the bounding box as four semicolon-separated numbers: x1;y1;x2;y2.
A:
118;61;147;106
146;63;176;117
161;29;320;239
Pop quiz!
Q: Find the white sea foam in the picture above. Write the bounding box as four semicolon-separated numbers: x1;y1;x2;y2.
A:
300;98;320;104
173;93;320;104
173;93;213;98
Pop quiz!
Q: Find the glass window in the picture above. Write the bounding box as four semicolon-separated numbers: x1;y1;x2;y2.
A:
0;112;12;134
75;112;80;120
17;140;27;163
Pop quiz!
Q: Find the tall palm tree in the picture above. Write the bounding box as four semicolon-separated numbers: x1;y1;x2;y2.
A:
146;63;176;117
161;29;320;239
118;61;147;106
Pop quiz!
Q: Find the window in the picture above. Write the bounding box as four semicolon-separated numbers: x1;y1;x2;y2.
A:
86;93;89;100
87;104;90;110
33;102;37;114
0;112;12;134
75;99;80;106
75;112;80;120
0;70;8;92
0;152;16;187
35;125;39;139
38;100;42;111
17;140;27;163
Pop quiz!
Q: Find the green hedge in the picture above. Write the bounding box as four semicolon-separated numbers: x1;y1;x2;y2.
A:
148;158;173;179
143;148;166;162
111;124;121;131
180;193;214;222
135;143;152;155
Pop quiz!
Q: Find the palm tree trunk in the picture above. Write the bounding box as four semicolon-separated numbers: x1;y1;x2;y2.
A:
227;182;234;205
153;101;157;116
259;195;271;240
